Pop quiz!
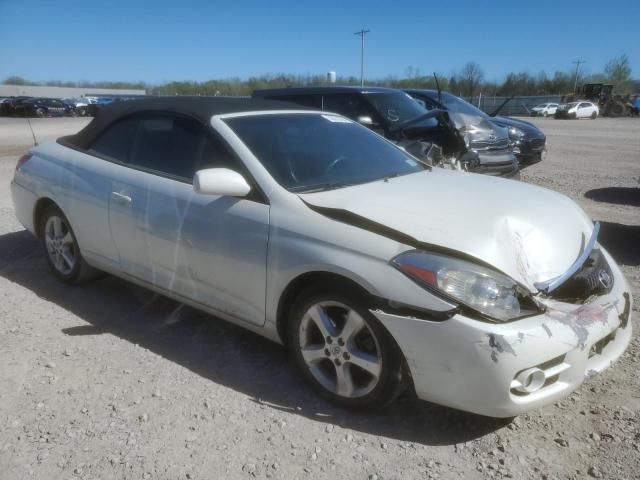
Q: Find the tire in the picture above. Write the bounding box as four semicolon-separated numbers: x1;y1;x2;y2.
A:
35;108;46;118
590;111;597;119
288;287;407;410
543;112;548;117
39;205;98;284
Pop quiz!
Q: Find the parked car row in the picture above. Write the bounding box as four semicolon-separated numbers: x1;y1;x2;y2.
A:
0;95;143;117
11;96;632;417
529;101;600;119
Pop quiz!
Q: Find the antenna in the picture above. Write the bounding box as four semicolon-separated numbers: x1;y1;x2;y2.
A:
26;118;38;146
433;72;442;104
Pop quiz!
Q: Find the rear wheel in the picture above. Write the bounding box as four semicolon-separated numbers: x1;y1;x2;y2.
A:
39;205;97;284
590;111;597;119
35;108;46;118
289;287;407;410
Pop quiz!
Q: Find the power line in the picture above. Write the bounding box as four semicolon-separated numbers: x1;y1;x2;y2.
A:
354;29;371;86
572;60;586;93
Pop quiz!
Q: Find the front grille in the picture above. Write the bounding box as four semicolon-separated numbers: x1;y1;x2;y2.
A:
550;249;614;302
471;138;510;151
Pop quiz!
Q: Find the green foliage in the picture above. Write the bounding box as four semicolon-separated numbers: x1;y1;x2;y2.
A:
3;54;636;97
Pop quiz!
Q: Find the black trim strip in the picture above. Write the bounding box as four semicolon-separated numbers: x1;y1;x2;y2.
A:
301;200;500;271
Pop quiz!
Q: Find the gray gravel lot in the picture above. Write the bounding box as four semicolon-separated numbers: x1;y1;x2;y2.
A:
0;116;639;480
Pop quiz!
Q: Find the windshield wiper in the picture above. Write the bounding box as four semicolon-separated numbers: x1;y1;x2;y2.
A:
291;181;358;193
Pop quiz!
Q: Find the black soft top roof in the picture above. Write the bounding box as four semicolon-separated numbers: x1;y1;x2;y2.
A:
62;96;307;149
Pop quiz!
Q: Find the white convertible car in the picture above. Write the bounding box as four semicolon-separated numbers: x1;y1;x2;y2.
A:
11;97;632;417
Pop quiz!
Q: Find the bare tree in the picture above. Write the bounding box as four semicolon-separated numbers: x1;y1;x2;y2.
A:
604;54;631;83
457;61;484;96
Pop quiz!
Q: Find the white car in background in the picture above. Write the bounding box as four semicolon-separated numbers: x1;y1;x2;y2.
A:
531;103;558;117
555;101;600;119
10;97;632;417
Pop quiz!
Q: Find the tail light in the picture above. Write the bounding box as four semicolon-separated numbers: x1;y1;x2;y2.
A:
15;152;32;173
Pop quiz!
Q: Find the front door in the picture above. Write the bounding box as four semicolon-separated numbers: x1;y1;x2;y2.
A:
89;113;270;326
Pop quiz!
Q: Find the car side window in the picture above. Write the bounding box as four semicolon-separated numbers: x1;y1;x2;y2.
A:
89;117;139;163
129;115;204;179
197;133;238;172
579;103;590;109
322;94;372;120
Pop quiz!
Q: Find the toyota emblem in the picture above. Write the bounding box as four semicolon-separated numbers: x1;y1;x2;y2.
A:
597;270;612;289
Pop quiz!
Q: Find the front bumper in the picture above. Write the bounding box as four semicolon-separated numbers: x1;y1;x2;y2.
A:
372;249;632;417
470;151;520;179
514;136;547;167
554;111;576;119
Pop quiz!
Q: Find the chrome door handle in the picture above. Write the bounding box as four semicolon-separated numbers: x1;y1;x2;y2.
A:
111;191;132;204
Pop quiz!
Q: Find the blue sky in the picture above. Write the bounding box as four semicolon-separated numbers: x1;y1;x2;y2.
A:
1;0;638;84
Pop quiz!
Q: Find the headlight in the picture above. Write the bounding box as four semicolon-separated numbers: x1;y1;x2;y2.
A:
392;251;541;322
507;126;525;140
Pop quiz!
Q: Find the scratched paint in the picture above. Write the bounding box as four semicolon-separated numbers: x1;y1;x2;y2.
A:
541;299;618;349
487;333;518;363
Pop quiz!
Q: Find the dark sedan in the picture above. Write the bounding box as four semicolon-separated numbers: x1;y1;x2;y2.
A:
490;116;547;166
12;98;72;117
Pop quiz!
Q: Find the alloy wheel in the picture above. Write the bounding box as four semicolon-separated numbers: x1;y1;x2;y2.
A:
298;301;382;398
44;215;77;275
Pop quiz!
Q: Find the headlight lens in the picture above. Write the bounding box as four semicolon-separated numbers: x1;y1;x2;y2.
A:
392;251;540;321
507;126;525;140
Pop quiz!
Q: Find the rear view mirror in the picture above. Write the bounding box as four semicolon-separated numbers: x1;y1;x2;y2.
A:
193;168;251;197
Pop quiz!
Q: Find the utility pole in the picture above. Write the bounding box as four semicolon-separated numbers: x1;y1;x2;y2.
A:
354;29;371;86
572;60;586;93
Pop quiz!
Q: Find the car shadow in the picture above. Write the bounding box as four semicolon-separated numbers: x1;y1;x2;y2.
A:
0;229;509;446
597;221;640;267
585;187;640;207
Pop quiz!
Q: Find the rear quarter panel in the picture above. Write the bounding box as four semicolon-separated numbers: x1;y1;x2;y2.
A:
13;140;119;269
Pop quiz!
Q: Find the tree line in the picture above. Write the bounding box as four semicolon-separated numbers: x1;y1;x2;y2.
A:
4;54;636;98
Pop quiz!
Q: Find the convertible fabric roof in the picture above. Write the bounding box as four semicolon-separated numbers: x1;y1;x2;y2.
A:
62;96;307;149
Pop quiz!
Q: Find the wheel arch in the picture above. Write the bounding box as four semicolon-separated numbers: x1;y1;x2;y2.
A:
33;197;59;238
275;271;375;346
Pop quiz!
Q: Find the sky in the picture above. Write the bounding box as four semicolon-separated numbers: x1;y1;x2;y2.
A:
1;0;638;85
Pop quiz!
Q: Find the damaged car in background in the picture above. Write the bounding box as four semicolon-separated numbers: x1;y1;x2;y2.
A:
404;88;518;175
11;97;632;417
252;86;519;178
407;89;547;168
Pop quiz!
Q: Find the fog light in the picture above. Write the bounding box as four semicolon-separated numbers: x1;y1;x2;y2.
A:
513;367;546;393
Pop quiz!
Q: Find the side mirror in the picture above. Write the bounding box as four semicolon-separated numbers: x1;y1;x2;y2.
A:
193;168;251;197
356;115;376;126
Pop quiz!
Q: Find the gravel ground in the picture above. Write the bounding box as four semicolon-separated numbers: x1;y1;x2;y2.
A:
0;116;639;480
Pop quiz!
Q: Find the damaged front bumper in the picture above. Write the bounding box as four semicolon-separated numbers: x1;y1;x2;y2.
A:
371;248;632;418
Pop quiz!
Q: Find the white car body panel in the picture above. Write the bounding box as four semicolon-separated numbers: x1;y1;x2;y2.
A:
10;109;632;417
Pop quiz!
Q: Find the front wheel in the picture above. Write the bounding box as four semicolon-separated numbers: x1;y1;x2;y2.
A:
39;205;97;284
288;288;407;410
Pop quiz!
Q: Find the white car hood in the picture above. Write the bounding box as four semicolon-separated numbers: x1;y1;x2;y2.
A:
299;169;594;291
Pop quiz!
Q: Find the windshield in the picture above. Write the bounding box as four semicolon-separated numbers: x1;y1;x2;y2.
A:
225;113;427;192
438;92;488;118
363;91;437;128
